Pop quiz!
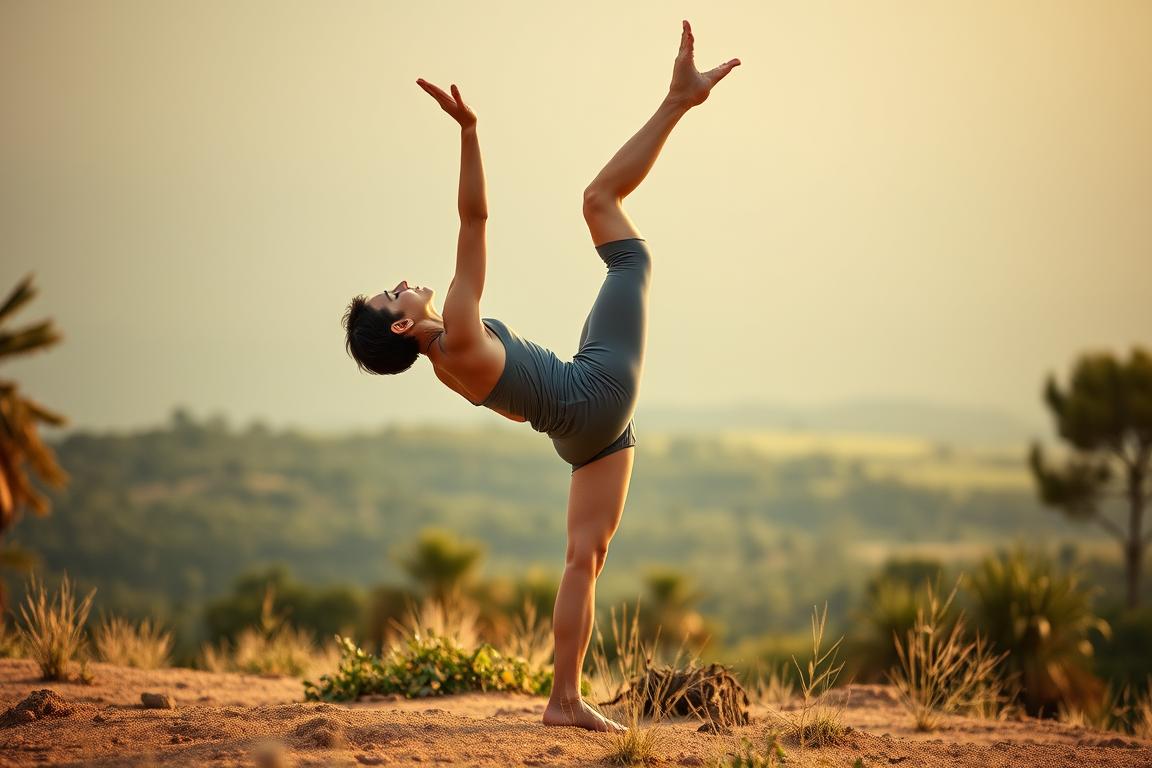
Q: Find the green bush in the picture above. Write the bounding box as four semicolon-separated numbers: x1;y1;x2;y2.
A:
303;631;559;702
969;548;1108;715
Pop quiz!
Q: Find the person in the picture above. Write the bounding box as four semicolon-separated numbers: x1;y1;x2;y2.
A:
342;20;740;732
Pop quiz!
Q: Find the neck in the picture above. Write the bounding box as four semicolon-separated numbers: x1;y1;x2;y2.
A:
415;322;446;356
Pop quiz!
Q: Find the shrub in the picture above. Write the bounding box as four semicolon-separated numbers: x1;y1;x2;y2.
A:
16;573;95;681
200;588;329;677
94;616;172;669
303;631;553;702
969;549;1108;715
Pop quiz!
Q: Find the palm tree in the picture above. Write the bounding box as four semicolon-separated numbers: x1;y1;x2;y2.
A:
0;274;67;537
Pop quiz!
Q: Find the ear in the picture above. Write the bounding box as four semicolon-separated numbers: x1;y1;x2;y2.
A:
391;318;415;335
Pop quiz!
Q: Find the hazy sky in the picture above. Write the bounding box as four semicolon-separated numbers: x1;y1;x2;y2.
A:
1;1;1149;432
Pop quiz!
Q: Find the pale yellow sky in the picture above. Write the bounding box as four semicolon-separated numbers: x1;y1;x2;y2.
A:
1;1;1149;431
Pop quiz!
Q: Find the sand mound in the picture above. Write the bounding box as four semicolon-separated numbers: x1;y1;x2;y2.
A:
0;689;74;727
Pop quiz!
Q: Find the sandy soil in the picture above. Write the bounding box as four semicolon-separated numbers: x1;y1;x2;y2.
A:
1;659;1149;767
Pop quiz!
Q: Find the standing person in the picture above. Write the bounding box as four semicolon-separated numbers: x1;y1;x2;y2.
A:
343;21;740;731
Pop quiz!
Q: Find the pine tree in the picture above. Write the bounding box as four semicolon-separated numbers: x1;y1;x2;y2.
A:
1029;348;1152;608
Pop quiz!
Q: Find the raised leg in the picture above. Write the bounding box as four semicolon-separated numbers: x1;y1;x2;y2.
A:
582;20;740;247
543;447;635;732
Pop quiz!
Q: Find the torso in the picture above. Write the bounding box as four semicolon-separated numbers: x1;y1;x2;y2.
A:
427;322;527;423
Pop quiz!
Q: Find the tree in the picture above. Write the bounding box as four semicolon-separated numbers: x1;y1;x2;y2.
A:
1029;348;1152;608
0;275;67;537
398;528;484;604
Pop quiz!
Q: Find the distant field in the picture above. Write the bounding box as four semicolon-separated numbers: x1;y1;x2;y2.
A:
643;429;1034;492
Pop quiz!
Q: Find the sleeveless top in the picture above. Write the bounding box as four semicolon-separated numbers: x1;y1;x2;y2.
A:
467;317;584;438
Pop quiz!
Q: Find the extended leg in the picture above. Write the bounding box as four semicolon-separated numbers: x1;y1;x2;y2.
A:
543;447;635;732
582;20;740;246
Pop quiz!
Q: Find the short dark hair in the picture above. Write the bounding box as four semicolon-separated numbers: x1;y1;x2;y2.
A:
342;295;420;375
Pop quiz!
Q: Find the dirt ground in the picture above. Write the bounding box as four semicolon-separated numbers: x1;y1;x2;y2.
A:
1;659;1149;767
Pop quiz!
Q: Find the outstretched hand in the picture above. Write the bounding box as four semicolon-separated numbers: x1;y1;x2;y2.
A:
668;20;741;108
416;78;477;129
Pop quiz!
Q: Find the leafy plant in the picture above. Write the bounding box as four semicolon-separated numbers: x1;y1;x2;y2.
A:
969;548;1109;715
888;578;1008;730
94;616;173;669
16;573;95;681
303;630;553;702
0;275;68;538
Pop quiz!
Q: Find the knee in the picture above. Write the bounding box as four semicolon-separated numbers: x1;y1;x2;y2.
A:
566;540;610;578
582;186;619;216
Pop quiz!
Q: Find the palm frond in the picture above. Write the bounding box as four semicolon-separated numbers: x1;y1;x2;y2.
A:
0;322;63;361
0;275;35;327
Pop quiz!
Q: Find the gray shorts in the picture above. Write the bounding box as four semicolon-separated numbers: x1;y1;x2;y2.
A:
550;238;650;472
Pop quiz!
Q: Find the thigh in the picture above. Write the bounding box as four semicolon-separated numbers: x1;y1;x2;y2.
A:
566;447;635;555
576;239;651;387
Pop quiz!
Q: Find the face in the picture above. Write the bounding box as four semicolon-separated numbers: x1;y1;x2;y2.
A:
367;280;437;331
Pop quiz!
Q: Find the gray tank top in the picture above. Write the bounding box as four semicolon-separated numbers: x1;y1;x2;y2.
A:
469;317;579;437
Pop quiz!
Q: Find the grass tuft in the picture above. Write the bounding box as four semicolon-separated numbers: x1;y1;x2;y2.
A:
16;573;95;681
200;587;329;677
888;578;1008;731
94;616;172;669
590;601;695;766
772;603;848;748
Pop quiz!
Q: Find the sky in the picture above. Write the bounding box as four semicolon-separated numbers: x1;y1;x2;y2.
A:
1;1;1149;433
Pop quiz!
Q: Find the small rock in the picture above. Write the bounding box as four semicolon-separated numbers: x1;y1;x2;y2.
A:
546;745;565;756
92;714;106;723
679;757;704;766
356;756;386;766
141;693;174;709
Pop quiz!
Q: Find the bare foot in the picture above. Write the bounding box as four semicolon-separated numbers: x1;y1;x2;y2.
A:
668;19;741;108
542;697;628;733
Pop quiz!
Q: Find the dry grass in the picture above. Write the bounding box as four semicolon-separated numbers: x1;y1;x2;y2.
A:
0;619;25;659
94;616;172;669
1059;679;1152;738
200;588;332;677
772;603;848;748
391;590;482;651
16;573;95;681
750;660;795;708
506;597;553;669
590;602;697;766
888;579;1008;731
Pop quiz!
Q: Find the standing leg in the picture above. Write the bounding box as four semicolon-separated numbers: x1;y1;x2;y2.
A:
543;446;634;732
543;22;740;732
582;20;740;247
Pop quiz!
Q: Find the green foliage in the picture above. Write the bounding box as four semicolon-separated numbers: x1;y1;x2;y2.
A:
1030;347;1152;608
303;631;554;702
969;549;1109;715
203;566;362;646
399;528;484;603
853;559;945;679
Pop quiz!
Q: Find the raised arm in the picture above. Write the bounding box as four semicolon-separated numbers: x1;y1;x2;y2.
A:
416;78;488;351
